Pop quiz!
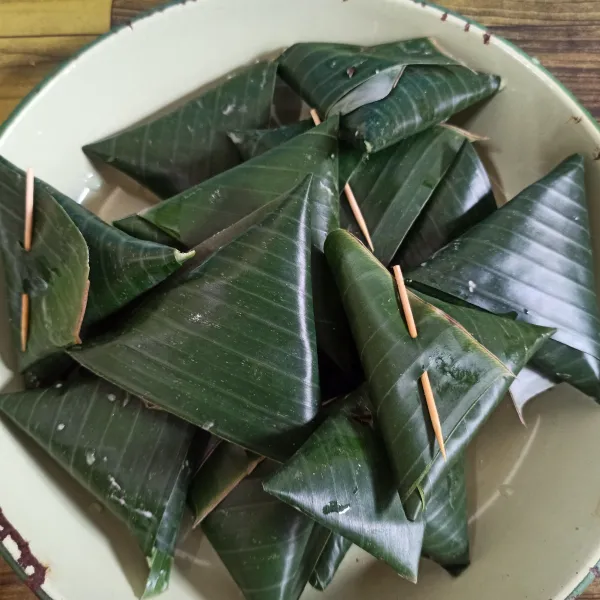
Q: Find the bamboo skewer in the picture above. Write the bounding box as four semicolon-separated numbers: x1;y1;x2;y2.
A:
420;371;447;461
392;265;417;339
309;108;375;252
392;263;446;461
21;168;35;352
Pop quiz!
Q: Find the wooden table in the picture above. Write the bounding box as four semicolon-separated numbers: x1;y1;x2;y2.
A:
0;1;599;598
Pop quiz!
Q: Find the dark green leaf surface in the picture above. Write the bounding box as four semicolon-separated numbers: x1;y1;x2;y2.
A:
342;66;501;153
279;39;457;118
71;179;319;461
422;459;469;574
324;230;551;516
0;370;194;597
409;155;600;398
188;441;262;527
84;62;277;199
121;117;339;253
396;141;497;270
264;412;424;582
114;214;187;247
309;533;352;591
203;460;330;600
344;126;465;265
228;120;313;160
404;291;553;518
3;159;194;327
0;155;89;371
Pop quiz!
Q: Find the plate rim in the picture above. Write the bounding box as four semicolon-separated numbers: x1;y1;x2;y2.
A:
0;0;597;598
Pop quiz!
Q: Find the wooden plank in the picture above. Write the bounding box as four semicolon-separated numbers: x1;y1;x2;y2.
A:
111;0;164;26
0;559;34;600
0;0;111;37
0;35;95;123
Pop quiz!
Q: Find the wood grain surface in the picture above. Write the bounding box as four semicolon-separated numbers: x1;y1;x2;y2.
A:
1;0;599;599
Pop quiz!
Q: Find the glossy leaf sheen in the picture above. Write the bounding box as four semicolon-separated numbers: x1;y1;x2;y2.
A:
278;39;457;117
84;62;277;199
0;371;194;597
396;141;497;270
509;366;557;423
325;230;551;516
343;126;465;265
342;66;501;153
404;291;553;518
188;441;262;527
0;156;89;370
409;155;600;398
309;533;352;591
228;120;313;161
203;461;330;600
72;180;319;461
422;459;469;574
264;412;424;582
11;161;193;327
124;118;340;253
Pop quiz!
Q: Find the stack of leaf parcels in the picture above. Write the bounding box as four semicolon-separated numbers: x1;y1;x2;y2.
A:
1;39;596;599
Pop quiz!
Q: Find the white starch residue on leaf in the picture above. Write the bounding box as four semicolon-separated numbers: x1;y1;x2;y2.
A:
54;382;63;389
339;506;351;515
107;393;116;402
133;508;155;520
204;421;215;431
85;450;96;466
468;280;477;293
57;423;65;431
122;396;130;408
229;133;243;145
222;103;236;116
319;180;335;197
109;475;122;492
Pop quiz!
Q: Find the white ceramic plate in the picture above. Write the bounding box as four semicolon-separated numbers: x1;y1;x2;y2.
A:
2;1;600;599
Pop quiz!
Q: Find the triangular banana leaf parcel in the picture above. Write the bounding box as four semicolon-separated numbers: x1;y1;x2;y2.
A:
278;39;500;152
71;179;319;462
278;38;458;118
0;156;89;371
409;155;600;400
116;117;340;253
1;156;193;329
202;460;330;600
264;411;425;582
309;533;352;591
84;61;277;199
340;125;467;265
0;370;194;597
422;458;470;575
325;230;553;519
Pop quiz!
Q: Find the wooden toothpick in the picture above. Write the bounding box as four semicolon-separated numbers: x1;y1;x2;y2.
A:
420;371;447;461
392;265;417;339
309;108;375;251
392;264;446;461
21;168;34;352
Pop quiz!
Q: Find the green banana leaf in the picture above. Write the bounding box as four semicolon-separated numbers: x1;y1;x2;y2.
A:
264;412;425;582
309;533;352;591
202;460;330;600
71;179;319;461
395;140;497;270
0;370;194;597
225;119;359;376
188;441;262;527
228;120;313;160
409;155;600;399
84;62;277;199
342;66;501;153
342;126;466;265
403;290;553;518
422;459;469;575
278;38;457;118
117;117;340;253
1;157;194;328
112;214;187;248
0;156;89;371
324;229;553;519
